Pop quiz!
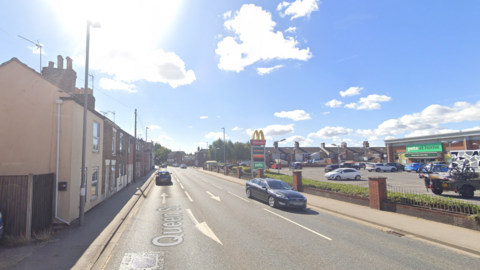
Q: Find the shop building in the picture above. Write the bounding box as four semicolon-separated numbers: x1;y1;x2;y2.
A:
385;130;480;164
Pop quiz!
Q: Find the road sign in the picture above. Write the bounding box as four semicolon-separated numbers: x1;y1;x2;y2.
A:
253;163;265;169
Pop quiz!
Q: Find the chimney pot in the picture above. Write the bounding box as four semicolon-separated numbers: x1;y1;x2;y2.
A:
295;141;300;149
57;55;64;69
48;61;54;68
66;56;73;69
321;143;325;148
274;141;278;149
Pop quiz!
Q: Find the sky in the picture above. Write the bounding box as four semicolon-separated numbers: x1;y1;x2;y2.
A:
2;0;480;154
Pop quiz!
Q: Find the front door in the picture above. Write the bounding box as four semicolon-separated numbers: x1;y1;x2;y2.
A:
105;165;109;198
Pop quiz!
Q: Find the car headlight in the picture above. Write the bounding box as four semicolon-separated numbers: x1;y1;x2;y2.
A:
275;193;288;199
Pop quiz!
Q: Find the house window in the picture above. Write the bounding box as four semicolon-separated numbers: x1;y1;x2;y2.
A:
91;167;98;199
111;165;116;191
120;133;123;155
112;128;117;155
93;122;100;152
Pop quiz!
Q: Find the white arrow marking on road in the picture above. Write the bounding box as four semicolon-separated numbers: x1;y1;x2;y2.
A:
263;208;332;241
186;209;222;245
160;193;168;204
206;191;221;201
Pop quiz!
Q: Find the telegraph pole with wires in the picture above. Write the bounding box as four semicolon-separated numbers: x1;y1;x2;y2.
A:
18;35;42;72
133;109;137;183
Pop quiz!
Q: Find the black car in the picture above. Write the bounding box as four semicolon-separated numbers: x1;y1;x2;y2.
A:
354;163;366;169
386;163;405;171
325;164;340;172
0;210;3;240
340;163;361;169
246;178;307;209
156;171;172;185
290;162;303;169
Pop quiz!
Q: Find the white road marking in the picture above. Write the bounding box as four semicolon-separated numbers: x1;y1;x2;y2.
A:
186;209;223;245
179;183;185;189
206;191;221;201
211;183;223;189
263;208;332;241
184;191;193;202
160;193;168;204
228;191;249;202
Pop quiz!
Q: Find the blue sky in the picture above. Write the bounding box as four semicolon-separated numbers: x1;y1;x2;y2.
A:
2;0;480;153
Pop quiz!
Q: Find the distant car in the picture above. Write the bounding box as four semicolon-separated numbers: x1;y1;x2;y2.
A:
271;163;282;169
172;164;179;167
161;164;167;168
156;171;172;185
386;163;405;171
423;164;449;173
180;164;187;169
340;163;361;170
290;162;303;169
325;168;362;180
238;162;247;166
354;163;366;170
366;163;397;172
404;163;425;173
325;164;340;172
0;210;3;240
245;178;307;209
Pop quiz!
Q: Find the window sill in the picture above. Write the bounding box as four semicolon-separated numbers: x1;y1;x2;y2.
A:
90;196;98;201
93;150;99;153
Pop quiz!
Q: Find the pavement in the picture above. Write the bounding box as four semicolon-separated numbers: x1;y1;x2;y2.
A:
0;170;157;270
199;168;480;256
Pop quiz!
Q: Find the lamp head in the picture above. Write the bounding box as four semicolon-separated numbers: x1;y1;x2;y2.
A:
88;21;101;28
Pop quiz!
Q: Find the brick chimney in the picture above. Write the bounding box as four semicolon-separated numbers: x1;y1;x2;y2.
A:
321;142;325;148
274;141;278;149
363;141;370;148
42;55;77;94
295;141;300;149
74;87;96;110
341;142;347;148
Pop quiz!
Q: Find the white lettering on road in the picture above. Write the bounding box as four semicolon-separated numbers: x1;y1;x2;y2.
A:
152;206;184;247
186;209;222;245
206;191;221;201
228;191;249;202
263;208;332;241
184;191;193;202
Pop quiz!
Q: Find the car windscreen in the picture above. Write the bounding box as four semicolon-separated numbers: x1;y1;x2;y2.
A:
331;168;343;172
266;180;291;190
159;172;170;176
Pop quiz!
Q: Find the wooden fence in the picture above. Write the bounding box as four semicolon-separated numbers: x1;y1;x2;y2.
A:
0;173;54;237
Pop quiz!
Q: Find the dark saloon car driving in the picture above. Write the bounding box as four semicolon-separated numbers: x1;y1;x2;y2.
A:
156;171;172;185
245;178;307;209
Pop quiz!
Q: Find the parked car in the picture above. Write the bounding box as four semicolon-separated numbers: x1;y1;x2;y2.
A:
325;168;362;180
156;171;172;185
354;162;366;170
172;164;179;167
290;162;303;169
180;164;187;169
423;163;449;173
386;163;405;171
238;162;247;166
404;163;425;173
271;163;282;169
340;163;361;169
0;210;3;240
161;163;167;168
325;164;340;172
245;178;307;209
366;163;397;172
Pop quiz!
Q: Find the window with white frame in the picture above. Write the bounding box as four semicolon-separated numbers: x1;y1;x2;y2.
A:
91;167;98;199
93;122;100;152
112;128;117;155
120;133;123;155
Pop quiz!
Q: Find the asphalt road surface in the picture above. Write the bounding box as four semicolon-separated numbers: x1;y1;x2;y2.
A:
276;167;480;204
100;167;479;270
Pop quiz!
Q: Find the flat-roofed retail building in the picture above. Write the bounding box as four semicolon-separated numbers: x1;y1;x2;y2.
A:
384;130;480;164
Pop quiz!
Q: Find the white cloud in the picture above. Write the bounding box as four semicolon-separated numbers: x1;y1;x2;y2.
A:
274;110;311;121
345;94;392;110
265;136;274;141
157;135;172;140
404;129;459;138
205;132;230;139
340;86;363;97
68;1;195;89
257;65;284;75
325;99;343;108
216;4;312;72
285;135;314;146
146;125;161;130
200;116;208;119
278;0;320;20
232;127;244;131
463;126;480;132
223;11;232;19
99;78;137;93
246;124;295;137
285;27;296;33
322;112;330;115
385;136;395;140
356;101;480;137
28;44;44;55
188;126;193;128
308;126;353;139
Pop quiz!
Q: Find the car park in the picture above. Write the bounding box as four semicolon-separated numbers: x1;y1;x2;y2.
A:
325;164;340;172
325;168;362;180
180;164;187;169
366;163;397;172
290;162;302;169
245;178;307;209
404;163;425;173
271;163;282;169
386;163;405;171
156;171;172;185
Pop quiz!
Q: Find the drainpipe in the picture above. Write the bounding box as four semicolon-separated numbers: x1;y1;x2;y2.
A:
55;99;70;225
465;137;468;150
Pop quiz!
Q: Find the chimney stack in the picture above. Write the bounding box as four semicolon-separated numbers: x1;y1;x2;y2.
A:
66;56;73;70
295;141;299;149
57;55;64;69
321;143;325;148
274;141;278;149
48;61;54;68
363;141;369;148
341;142;347;148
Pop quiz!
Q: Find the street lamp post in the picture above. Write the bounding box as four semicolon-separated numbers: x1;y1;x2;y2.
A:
222;127;225;163
215;148;220;161
441;140;458;164
146;127;149;141
80;20;100;226
274;139;286;173
332;144;341;166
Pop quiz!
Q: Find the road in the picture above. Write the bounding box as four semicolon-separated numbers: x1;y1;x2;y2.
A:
276;167;480;204
99;167;479;270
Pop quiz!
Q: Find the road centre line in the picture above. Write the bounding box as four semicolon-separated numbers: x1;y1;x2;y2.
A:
179;183;185;190
184;191;193;202
211;183;223;189
228;191;249;202
263;208;332;241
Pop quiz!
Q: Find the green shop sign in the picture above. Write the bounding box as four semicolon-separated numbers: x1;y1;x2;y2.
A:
405;153;438;158
406;143;443;153
253;163;265;169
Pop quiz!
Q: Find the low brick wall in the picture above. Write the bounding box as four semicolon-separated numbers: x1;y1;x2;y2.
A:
303;187;370;207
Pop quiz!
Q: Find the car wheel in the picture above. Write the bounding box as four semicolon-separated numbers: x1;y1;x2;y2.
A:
462;186;475;199
376;168;381;172
335;175;341;180
391;168;396;172
268;196;276;208
355;175;361;180
368;170;372;172
246;188;252;198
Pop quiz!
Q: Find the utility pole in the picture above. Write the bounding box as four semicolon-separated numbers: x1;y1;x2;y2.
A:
222;128;225;163
146;127;149;141
133;109;137;183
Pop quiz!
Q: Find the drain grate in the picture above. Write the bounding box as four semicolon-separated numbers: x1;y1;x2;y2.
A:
119;252;165;270
387;231;405;237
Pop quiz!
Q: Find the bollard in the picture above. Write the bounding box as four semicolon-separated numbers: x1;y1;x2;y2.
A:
292;171;303;192
368;177;387;210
